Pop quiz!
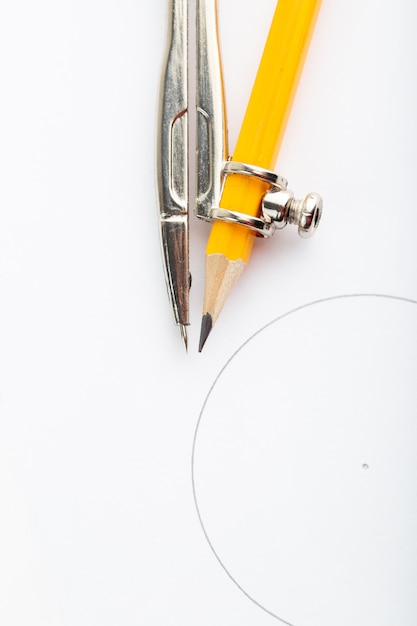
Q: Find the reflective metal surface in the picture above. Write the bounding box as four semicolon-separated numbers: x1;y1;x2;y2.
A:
195;0;228;221
223;160;288;191
157;0;189;336
262;189;323;238
209;207;276;237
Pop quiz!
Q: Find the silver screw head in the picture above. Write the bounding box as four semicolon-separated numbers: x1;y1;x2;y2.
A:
298;192;323;238
261;189;294;229
261;189;323;237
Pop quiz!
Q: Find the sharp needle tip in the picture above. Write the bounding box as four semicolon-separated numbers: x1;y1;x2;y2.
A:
179;324;188;351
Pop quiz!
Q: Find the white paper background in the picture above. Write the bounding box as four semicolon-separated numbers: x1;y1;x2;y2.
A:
0;1;416;625
193;295;417;626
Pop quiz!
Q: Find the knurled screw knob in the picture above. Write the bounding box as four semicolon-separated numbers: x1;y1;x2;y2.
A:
262;189;323;238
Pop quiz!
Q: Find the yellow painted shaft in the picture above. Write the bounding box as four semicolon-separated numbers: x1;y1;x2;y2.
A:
206;0;322;262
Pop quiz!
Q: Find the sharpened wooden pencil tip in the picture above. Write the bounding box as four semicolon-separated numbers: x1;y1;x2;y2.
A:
199;314;213;352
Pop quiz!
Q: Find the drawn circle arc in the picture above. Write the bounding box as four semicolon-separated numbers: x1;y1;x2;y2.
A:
191;293;417;626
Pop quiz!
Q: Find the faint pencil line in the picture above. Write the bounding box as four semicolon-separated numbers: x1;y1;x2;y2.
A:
191;292;417;625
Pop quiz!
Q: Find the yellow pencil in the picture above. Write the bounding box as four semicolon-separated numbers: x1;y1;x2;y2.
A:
199;0;322;351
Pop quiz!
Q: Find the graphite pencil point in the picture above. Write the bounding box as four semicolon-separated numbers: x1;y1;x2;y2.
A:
198;313;213;352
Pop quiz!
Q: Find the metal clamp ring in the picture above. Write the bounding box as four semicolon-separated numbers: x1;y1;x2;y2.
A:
209;161;288;236
209;207;275;238
222;161;288;190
